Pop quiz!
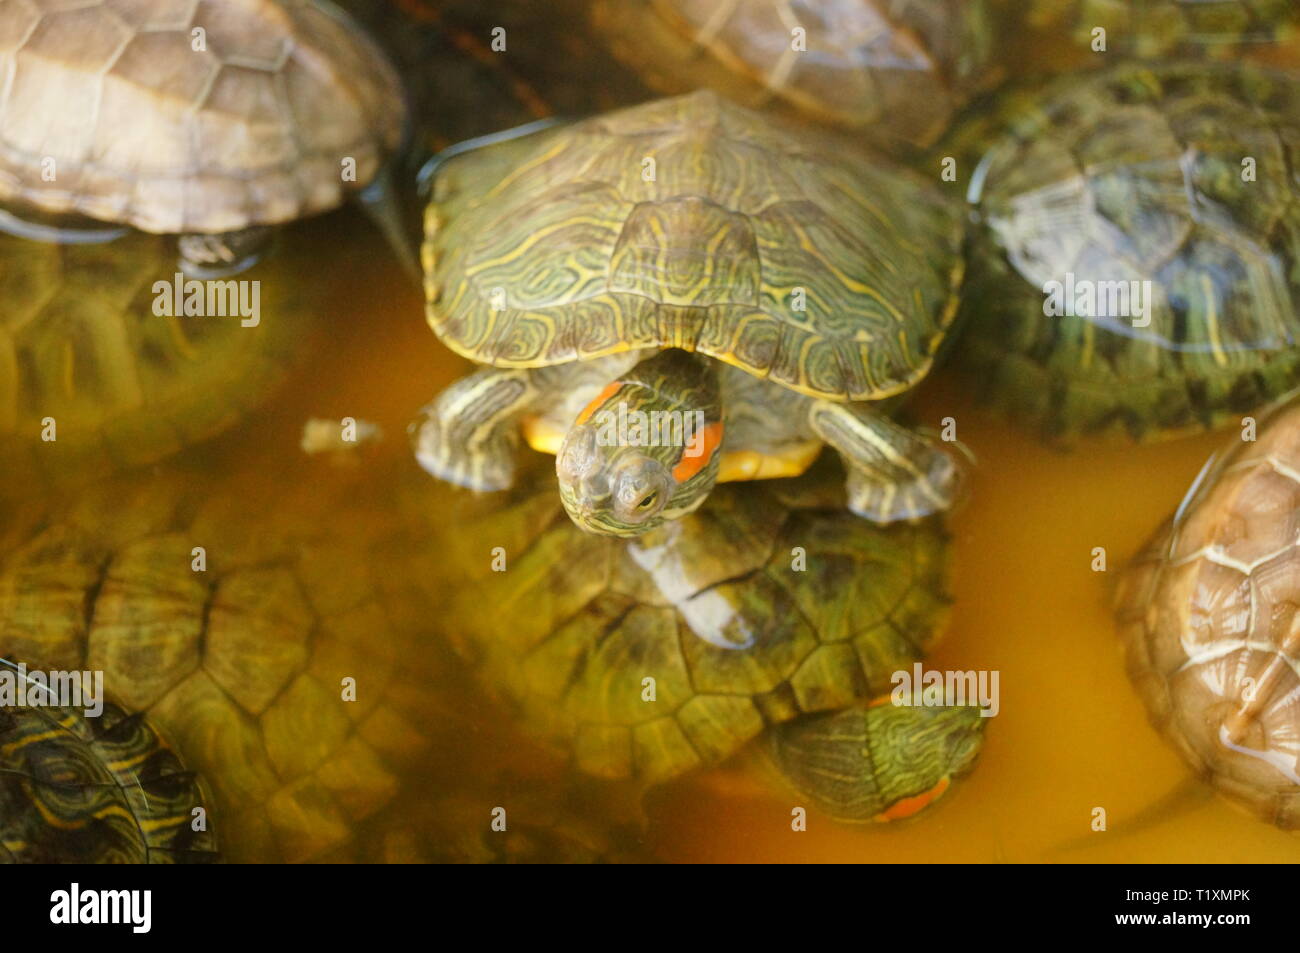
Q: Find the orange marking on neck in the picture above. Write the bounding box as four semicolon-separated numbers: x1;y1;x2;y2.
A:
873;776;950;822
671;421;724;484
575;382;624;426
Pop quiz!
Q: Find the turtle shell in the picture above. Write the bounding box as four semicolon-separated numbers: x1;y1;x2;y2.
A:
423;91;964;402
0;460;454;862
591;0;997;149
954;63;1300;444
1116;392;1300;828
441;457;955;785
0;0;405;234
0;228;317;490
0;698;218;863
1030;0;1300;62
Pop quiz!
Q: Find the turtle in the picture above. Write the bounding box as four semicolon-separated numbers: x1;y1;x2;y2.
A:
0;455;653;862
949;62;1300;445
412;91;967;538
1115;390;1300;830
0;0;408;274
0;692;218;863
437;455;987;824
589;0;999;151
0;225;320;493
1027;0;1300;63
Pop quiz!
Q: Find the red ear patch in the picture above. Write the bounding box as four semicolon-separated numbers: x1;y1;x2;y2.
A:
575;382;624;426
671;421;724;483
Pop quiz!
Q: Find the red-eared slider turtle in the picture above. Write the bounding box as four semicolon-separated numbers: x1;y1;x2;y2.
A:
0;693;218;863
0;0;406;272
1116;392;1300;829
413;91;966;538
440;459;986;823
590;0;998;150
1028;0;1300;62
0;460;447;862
0;457;652;862
952;63;1300;445
0;227;318;491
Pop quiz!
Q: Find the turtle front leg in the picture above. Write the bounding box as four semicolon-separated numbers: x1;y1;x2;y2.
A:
805;400;962;523
178;226;273;277
410;367;538;491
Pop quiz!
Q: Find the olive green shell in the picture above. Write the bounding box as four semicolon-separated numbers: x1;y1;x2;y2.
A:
0;462;450;862
0;0;404;234
1116;393;1300;828
423;91;964;402
954;63;1300;444
442;459;954;785
0;229;313;489
1;698;218;863
1029;0;1300;61
592;0;997;149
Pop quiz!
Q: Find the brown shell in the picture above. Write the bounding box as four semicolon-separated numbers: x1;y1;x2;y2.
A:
0;0;405;233
1117;395;1300;828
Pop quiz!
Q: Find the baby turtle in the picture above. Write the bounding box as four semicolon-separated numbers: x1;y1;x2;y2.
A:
440;459;986;824
414;91;966;537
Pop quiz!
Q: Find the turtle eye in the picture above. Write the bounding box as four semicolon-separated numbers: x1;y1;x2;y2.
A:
638;491;659;510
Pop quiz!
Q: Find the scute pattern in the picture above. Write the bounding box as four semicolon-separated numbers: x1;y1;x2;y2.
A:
424;91;963;402
0;463;447;862
0;700;218;863
0;0;405;232
1117;394;1300;828
443;461;951;783
957;63;1300;443
0;229;310;487
592;0;996;148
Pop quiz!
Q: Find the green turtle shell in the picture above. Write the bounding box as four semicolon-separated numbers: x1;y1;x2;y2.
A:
0;228;316;490
423;90;965;403
954;63;1300;444
441;457;981;817
1029;0;1300;62
0;697;218;863
0;458;653;862
0;461;452;862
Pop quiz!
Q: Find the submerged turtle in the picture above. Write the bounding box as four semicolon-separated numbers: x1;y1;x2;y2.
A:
414;91;966;538
1029;0;1300;62
0;458;651;862
440;458;986;824
0;227;317;491
0;0;406;273
952;63;1300;444
1116;392;1300;829
0;694;218;863
590;0;998;150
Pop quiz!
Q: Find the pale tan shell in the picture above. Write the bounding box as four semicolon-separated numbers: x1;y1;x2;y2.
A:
1117;395;1300;828
0;0;405;233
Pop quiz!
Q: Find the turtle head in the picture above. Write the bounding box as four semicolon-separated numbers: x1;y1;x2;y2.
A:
556;367;724;538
